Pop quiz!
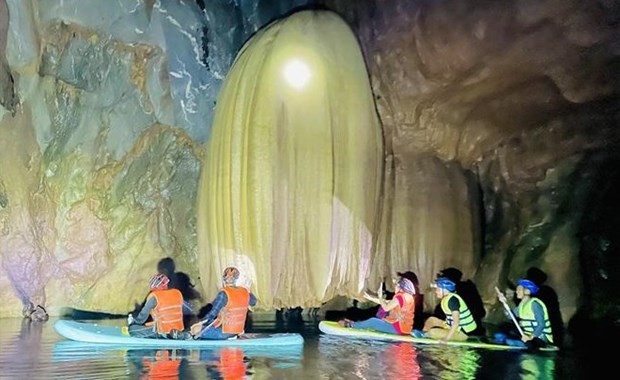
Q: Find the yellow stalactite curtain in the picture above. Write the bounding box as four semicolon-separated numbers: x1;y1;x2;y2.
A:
372;154;478;310
197;10;383;309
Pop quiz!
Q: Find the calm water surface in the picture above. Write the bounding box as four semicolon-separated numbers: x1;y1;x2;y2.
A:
0;313;596;379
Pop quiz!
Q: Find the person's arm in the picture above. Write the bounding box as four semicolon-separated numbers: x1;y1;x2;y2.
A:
203;291;227;324
512;305;519;317
380;293;403;313
190;291;227;336
363;291;398;311
132;296;157;325
443;297;461;342
444;310;460;342
249;293;257;307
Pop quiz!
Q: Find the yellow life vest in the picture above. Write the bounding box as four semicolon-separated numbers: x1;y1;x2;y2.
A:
517;297;553;343
440;292;477;333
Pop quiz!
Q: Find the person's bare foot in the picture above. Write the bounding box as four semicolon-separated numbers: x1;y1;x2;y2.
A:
338;319;353;328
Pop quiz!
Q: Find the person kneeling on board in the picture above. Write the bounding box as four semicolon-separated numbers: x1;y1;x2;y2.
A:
338;274;416;335
188;266;257;340
127;273;184;339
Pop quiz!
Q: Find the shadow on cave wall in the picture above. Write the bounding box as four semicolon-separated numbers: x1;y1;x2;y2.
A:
569;153;620;349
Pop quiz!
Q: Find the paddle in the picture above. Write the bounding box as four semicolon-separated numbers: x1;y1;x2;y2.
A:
494;286;525;338
193;319;217;338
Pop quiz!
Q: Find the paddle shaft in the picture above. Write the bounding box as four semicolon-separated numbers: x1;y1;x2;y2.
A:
195;319;217;338
495;286;525;338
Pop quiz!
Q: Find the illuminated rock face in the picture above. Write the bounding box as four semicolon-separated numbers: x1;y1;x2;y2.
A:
328;0;620;324
198;10;383;309
0;0;210;317
0;0;618;330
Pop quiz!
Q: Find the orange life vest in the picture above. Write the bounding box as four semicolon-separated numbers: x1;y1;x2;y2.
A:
213;286;250;334
383;292;415;334
147;289;184;334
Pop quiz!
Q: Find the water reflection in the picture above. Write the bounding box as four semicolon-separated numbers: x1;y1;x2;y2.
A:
127;349;190;379
424;345;480;380
201;347;249;379
51;339;303;378
383;343;421;379
0;316;586;379
0;318;45;374
317;335;424;379
518;353;556;380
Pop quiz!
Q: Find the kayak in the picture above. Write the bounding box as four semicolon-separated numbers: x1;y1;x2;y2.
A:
54;320;304;347
318;321;558;351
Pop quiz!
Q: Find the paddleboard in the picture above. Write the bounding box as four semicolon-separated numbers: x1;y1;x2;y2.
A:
54;320;304;347
318;321;558;351
52;340;304;364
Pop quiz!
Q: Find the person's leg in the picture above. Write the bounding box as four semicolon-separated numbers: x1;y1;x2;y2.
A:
425;327;468;341
195;325;236;340
129;324;159;338
351;318;398;334
422;316;447;331
505;338;527;347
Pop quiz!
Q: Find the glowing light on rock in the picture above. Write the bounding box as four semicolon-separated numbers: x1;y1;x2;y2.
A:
283;59;311;89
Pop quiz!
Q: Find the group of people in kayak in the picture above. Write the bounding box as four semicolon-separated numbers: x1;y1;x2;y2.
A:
338;267;560;350
127;258;256;341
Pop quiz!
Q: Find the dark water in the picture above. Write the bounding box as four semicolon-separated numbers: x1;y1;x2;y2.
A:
0;313;597;379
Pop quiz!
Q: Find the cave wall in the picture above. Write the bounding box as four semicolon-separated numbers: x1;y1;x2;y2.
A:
326;0;620;321
0;0;618;328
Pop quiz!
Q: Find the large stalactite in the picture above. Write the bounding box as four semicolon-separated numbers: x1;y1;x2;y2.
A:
197;10;383;309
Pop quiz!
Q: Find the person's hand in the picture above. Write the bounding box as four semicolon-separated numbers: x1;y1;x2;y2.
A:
363;292;378;303
521;334;533;343
497;291;507;304
190;322;204;336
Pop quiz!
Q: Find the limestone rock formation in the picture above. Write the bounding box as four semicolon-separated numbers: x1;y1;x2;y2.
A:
0;0;617;338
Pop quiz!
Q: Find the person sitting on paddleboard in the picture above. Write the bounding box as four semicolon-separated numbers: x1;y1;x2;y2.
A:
127;273;185;338
338;275;416;335
189;266;257;340
413;277;478;342
132;257;203;328
496;278;554;349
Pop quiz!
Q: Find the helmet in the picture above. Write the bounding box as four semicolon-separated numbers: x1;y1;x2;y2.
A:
517;278;539;295
397;278;416;295
149;273;170;290
435;277;456;292
222;266;240;285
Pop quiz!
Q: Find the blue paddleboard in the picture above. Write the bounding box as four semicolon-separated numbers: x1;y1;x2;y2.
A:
55;320;304;347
